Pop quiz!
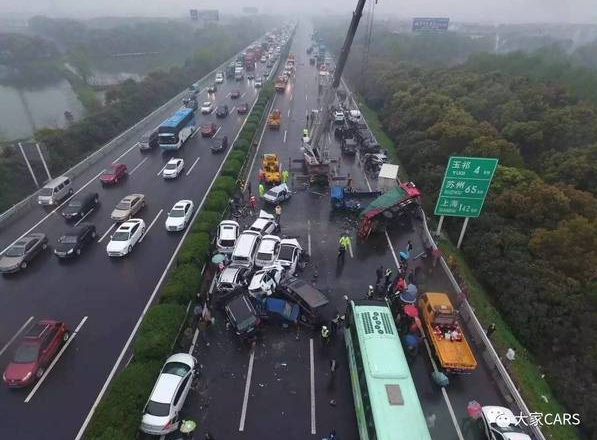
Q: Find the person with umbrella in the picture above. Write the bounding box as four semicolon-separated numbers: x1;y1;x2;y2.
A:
179;419;197;439
403;333;419;357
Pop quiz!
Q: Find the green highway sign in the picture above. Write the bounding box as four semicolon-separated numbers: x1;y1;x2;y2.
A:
434;156;498;218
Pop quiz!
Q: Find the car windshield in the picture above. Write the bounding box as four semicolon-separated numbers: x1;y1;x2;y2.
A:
237;315;257;331
61;235;79;244
68;200;82;208
492;422;523;434
39;187;53;196
219;239;235;247
169;209;185;218
163;361;191;377
111;231;130;241
203;102;211;107
4;245;25;257
257;252;272;261
165;163;178;170
265;189;277;197
116;201;131;210
13;343;39;363
145;400;170;417
278;246;294;261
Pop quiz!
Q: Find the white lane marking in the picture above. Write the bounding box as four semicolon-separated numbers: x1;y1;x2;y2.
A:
247;96;276;175
287;108;291;118
290;93;293;101
240;92;246;99
0;169;105;255
213;126;222;138
305;94;308;101
384;232;464;440
307;220;312;256
155;162;168;177
97;223;116;243
75;95;261;440
327;132;331;144
129;157;148;175
283;130;287;143
139;209;163;242
231;106;236;113
186;157;201;176
0;316;34;357
238;349;255;431
74;208;94;227
226;92;231;98
188;329;199;355
310;338;316;434
111;143;137;164
25;316;88;403
348;241;354;259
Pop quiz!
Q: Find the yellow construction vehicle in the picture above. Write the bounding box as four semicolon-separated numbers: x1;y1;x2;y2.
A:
268;109;281;130
259;154;281;184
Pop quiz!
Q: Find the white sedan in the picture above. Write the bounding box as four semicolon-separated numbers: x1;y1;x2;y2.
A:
106;219;145;257
248;265;285;298
479;406;532;440
165;200;194;232
255;235;281;268
215;73;224;84
162;158;184;179
201;101;214;114
275;238;302;275
249;210;278;235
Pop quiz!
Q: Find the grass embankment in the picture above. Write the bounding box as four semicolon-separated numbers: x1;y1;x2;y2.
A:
439;239;579;440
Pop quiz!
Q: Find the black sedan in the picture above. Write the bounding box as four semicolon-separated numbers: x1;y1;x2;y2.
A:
215;105;229;118
54;224;97;258
207;83;217;93
61;192;99;221
230;90;241;99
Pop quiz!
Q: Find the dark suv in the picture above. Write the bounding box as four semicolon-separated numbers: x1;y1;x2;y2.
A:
138;130;159;151
54;224;97;258
225;294;260;338
279;279;337;326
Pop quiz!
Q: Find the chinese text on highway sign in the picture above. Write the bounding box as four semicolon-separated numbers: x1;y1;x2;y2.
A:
434;156;498;218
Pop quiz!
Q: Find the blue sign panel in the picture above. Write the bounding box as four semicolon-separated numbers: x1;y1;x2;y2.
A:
412;17;450;31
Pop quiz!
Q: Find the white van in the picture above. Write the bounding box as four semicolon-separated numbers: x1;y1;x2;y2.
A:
38;176;73;206
230;230;261;269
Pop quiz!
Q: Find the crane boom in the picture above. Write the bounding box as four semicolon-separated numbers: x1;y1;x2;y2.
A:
307;0;370;171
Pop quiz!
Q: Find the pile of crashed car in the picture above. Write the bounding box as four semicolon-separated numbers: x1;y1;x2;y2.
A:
333;107;388;171
212;211;337;339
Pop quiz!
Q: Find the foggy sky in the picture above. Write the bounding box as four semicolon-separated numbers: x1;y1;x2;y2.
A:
1;0;597;24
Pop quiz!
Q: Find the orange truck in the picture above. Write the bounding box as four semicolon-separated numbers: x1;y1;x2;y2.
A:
418;292;477;373
268;109;281;130
274;76;287;92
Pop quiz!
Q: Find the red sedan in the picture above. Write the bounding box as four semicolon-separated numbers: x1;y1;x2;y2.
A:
3;320;70;387
230;90;241;99
201;123;218;138
237;102;249;114
100;163;127;185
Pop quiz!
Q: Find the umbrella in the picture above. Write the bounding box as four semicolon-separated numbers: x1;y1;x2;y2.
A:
404;334;418;348
211;253;226;264
399;251;409;260
179;419;197;434
403;304;418;318
406;283;418;296
432;371;449;387
467;400;483;419
400;290;417;304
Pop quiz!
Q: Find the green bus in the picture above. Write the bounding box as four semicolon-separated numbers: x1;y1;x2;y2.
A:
345;299;432;440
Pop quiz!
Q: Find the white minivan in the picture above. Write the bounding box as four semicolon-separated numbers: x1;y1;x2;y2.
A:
37;176;73;206
230;230;261;269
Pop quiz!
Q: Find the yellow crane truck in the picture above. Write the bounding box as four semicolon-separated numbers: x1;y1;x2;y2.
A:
418;292;477;373
268;109;281;130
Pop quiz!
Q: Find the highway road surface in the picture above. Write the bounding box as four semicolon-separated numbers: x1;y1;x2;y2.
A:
0;36;278;439
173;21;507;440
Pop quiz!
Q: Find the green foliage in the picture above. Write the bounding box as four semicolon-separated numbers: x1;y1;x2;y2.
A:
234;139;250;151
212;175;237;196
229;150;247;164
84;360;162;440
220;159;243;179
133;304;186;362
192;211;222;234
177;233;210;267
204;189;230;211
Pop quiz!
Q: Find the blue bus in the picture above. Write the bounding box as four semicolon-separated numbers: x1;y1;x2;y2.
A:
345;299;432;440
158;108;196;152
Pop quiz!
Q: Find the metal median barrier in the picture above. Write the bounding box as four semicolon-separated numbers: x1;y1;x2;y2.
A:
0;38;264;231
